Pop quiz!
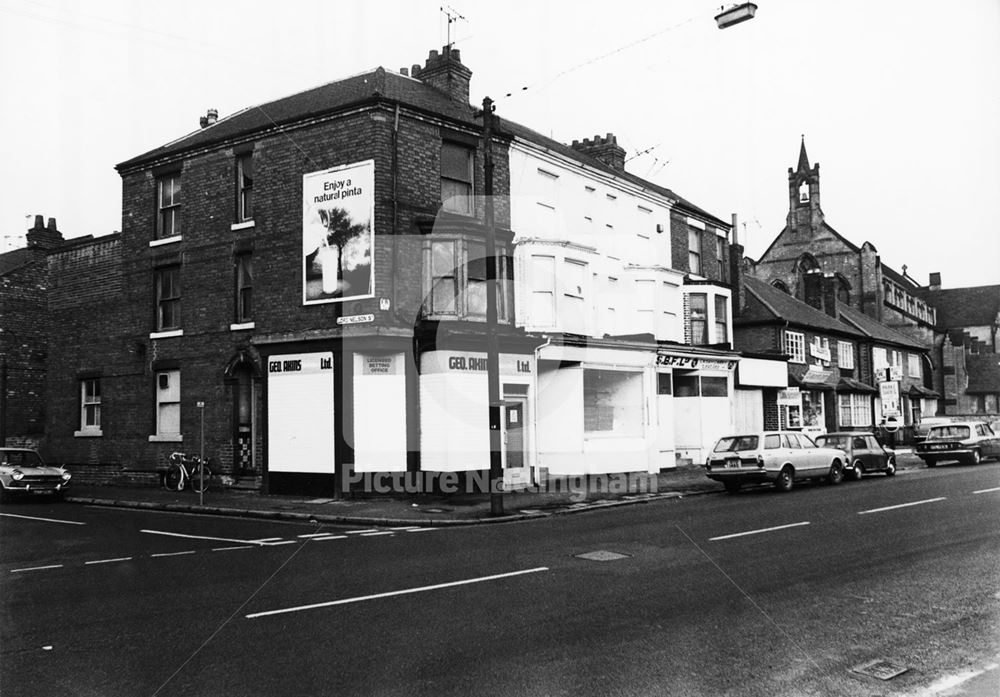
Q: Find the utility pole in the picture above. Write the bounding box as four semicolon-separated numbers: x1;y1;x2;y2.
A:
482;96;504;516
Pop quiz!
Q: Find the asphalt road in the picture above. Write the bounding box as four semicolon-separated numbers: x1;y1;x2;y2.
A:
2;461;998;697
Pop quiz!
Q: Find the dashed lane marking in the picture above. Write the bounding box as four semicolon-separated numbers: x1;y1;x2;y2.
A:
141;529;269;546
151;551;196;558
973;487;1000;494
245;567;551;619
1;513;85;525
857;497;947;515
710;522;811;542
85;557;132;565
360;531;395;537
212;546;254;551
11;564;64;573
310;535;347;541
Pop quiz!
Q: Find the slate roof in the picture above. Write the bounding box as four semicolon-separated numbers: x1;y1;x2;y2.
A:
836;303;928;351
117;68;478;170
966;353;1000;394
115;64;728;228
738;275;866;338
914;285;1000;329
0;247;35;277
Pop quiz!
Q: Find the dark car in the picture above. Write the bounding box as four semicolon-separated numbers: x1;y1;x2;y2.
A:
0;448;72;500
915;421;1000;466
814;432;896;480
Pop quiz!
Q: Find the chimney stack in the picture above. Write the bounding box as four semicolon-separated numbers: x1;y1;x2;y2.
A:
417;46;471;104
199;108;219;128
928;272;941;291
570;133;627;171
26;213;64;250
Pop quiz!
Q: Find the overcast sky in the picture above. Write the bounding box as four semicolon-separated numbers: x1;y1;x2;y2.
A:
2;0;998;288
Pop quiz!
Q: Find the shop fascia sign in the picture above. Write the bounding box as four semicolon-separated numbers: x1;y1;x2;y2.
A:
422;350;532;376
809;342;831;363
778;386;802;406
655;352;736;371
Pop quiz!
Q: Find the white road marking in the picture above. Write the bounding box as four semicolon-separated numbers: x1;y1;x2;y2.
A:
212;546;253;551
250;537;284;542
858;497;947;515
389;526;423;531
0;513;85;525
344;529;379;535
360;531;395;537
309;535;347;541
11;564;63;573
246;567;551;619
406;527;439;533
297;533;334;538
85;557;132;565
260;540;298;546
710;522;811;541
141;529;268;546
151;551;196;558
973;486;1000;494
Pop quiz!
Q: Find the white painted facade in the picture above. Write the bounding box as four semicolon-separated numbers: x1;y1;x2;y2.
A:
507;138;746;474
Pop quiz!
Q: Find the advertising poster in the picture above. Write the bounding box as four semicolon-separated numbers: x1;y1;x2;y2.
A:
302;160;374;305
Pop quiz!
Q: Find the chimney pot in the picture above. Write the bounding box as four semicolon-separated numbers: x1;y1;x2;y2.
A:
33;214;44;230
411;63;421;76
199;116;208;128
451;48;461;62
400;67;409;76
47;217;57;231
429;49;439;60
207;108;218;124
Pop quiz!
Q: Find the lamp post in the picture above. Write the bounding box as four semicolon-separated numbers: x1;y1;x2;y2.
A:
482;96;504;516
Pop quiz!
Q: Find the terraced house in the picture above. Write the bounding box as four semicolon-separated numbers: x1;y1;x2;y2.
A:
40;45;784;493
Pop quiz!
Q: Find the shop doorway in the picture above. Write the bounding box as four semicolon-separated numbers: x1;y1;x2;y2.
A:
502;392;530;489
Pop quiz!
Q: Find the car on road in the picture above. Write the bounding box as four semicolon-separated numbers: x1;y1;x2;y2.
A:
913;416;956;445
814;432;896;480
914;421;1000;467
0;448;72;501
705;431;848;493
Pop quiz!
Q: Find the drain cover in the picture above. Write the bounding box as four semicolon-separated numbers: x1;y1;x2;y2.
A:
574;550;630;562
851;659;909;681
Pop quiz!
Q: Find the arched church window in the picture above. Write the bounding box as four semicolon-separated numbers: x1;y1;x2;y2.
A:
772;279;790;294
799;180;810;203
797;254;819;273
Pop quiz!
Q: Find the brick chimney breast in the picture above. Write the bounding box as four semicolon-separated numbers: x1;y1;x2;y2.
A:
418;45;472;104
26;213;64;250
570;133;626;171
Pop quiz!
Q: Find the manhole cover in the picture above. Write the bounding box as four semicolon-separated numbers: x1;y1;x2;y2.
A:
851;659;909;681
574;550;630;562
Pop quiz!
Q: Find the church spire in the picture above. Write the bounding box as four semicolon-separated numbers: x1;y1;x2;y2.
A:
797;135;810;172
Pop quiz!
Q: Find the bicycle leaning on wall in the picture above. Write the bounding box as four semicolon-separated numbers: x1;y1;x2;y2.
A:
162;452;212;493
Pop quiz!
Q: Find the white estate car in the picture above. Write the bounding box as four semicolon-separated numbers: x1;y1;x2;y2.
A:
705;431;849;493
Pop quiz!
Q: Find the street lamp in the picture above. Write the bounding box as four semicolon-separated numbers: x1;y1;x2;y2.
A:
715;2;758;29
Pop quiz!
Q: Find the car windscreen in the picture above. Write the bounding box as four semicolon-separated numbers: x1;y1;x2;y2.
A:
713;436;759;452
0;451;43;467
816;435;849;449
928;425;971;439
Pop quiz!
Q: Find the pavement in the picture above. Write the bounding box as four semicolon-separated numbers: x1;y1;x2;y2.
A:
63;456;926;526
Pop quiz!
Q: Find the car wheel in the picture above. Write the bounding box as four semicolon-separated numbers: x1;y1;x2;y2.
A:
775;466;794;492
885;458;896;476
925;458;937;468
827;461;844;485
851;461;864;481
724;481;741;494
968;449;982;466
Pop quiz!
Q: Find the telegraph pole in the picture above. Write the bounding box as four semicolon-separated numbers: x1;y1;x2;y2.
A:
482;96;504;516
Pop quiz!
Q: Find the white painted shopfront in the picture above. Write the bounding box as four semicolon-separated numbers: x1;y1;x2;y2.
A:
534;340;740;475
419;350;535;480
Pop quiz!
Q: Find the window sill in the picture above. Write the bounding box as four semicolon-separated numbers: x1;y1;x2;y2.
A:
74;429;103;438
148;434;183;443
231;220;255;231
150;329;184;339
230;322;255;331
149;235;182;247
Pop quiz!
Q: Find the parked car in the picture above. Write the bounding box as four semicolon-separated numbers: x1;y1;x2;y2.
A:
814;432;896;480
0;448;72;501
705;431;848;493
913;417;956;445
915;421;1000;466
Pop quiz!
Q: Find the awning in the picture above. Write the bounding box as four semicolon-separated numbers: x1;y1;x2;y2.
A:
907;384;940;398
836;377;877;394
790;367;837;391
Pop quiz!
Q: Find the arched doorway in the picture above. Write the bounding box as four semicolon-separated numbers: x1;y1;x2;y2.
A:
225;351;261;476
